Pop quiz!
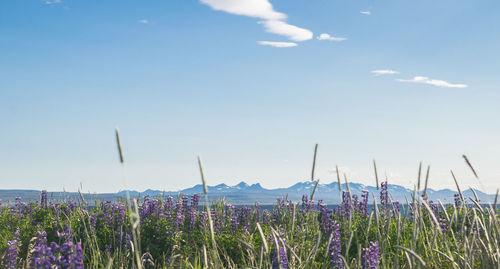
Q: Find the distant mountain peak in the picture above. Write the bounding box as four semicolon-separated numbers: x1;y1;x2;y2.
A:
234;181;249;189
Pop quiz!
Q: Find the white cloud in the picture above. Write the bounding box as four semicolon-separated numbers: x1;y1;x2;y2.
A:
257;41;298;47
258;20;313;41
360;11;371;15
200;0;313;42
138;19;150;24
317;33;347;41
44;0;61;4
371;70;400;76
396;76;468;88
200;0;286;20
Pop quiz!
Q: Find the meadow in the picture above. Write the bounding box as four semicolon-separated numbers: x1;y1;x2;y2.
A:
0;177;499;268
1;136;499;268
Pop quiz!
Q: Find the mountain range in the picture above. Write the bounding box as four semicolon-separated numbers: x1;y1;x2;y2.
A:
1;181;496;205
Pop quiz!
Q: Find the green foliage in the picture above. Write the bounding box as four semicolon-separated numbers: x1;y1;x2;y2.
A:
0;195;499;268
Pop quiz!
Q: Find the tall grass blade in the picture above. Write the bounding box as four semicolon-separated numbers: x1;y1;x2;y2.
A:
311;143;318;181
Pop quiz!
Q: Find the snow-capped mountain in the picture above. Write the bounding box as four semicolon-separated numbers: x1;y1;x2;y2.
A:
1;181;495;205
118;180;496;205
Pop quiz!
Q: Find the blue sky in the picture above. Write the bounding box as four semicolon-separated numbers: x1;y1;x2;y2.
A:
1;0;499;193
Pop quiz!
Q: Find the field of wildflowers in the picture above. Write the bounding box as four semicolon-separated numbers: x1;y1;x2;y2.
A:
1;136;498;268
0;181;499;268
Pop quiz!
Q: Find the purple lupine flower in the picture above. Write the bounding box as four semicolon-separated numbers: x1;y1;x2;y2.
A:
4;230;20;269
318;202;331;233
40;190;48;208
191;194;200;209
342;191;351;218
174;199;184;231
14;197;27;216
231;214;239;232
279;245;288;269
238;206;252;234
199;211;208;231
225;204;234;222
329;221;343;268
124;234;132;251
262;210;271;224
150;199;160;218
211;209;223;235
34;231;48;246
380;182;389;207
188;207;197;230
31;231;55;269
58;242;84;269
362;241;381;269
454;194;462;207
113;202;126;226
272;232;288;269
429;201;439;220
65;201;77;214
165;196;175;222
352;195;360;214
360;190;369;216
139;195;151;220
272;248;279;269
182;195;189;213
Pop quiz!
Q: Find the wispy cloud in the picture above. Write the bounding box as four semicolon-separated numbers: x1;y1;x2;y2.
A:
258;20;313;41
360;10;371;15
396;76;468;88
317;33;347;41
44;0;61;4
138;19;150;24
371;70;400;76
257;41;297;47
200;0;286;20
200;0;313;43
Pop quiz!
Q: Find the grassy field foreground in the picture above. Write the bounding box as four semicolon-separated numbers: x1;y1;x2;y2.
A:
0;178;499;268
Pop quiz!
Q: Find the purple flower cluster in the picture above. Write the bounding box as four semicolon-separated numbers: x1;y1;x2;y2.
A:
328;221;343;268
199;211;208;230
174;199;184;231
30;230;84;269
359;190;369;216
362;241;380;269
231;211;239;232
301;195;314;213
272;232;288;269
238;206;252;234
341;191;351;218
428;201;448;233
4;230;20;269
380;182;389;207
262;210;271;224
211;209;223;235
352;195;360;212
318;202;332;233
